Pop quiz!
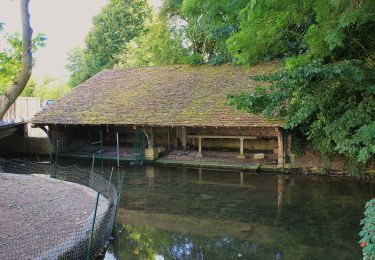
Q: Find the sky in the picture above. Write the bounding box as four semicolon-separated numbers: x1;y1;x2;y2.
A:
0;0;162;79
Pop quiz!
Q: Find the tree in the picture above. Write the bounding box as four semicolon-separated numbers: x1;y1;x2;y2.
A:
66;0;152;86
0;0;45;118
0;32;45;94
65;46;84;87
228;0;375;169
20;79;36;97
118;15;188;67
227;0;313;64
160;0;248;64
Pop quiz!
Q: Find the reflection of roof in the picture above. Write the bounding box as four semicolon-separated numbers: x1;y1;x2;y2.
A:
33;63;283;127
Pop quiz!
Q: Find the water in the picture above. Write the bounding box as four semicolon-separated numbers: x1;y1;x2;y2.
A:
56;159;373;260
96;165;372;260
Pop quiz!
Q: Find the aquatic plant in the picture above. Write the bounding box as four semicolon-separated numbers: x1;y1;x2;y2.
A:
360;198;375;259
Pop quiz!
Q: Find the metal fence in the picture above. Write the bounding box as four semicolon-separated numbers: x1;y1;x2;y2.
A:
0;158;121;260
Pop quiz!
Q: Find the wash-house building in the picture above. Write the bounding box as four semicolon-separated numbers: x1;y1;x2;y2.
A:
32;63;290;164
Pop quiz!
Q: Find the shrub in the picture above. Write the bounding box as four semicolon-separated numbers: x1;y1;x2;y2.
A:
360;198;375;259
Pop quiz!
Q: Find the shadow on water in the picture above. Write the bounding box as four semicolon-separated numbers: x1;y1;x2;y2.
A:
56;159;374;260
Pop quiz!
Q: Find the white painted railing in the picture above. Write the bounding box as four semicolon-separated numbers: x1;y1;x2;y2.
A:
0;96;40;124
0;96;46;137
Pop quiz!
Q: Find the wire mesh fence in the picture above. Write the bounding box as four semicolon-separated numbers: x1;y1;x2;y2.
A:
0;158;120;260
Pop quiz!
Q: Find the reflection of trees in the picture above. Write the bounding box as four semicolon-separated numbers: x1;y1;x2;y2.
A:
118;225;157;259
118;222;353;259
118;224;271;259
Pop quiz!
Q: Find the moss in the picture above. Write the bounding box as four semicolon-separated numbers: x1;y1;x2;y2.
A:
33;62;283;127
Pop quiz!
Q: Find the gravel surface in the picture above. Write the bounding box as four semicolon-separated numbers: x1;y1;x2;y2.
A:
0;173;108;259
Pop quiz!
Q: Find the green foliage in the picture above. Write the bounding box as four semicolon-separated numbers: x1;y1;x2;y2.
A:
360;198;375;260
21;77;72;100
291;132;304;159
0;30;46;94
65;46;85;87
66;0;151;86
84;0;151;71
160;0;248;64
160;0;183;16
118;15;188;67
34;78;71;100
230;60;375;164
21;79;37;97
228;0;375;168
0;24;59;100
227;0;313;64
227;0;375;65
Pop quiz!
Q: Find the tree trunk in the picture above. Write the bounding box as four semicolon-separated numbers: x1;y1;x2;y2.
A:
0;0;33;119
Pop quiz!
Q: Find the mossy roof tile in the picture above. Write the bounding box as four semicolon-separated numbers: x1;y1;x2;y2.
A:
32;63;283;127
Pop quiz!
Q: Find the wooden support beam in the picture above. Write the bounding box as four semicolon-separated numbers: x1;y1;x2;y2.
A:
277;128;284;164
149;127;154;148
197;137;203;157
237;137;245;159
167;128;170;151
181;126;187;151
174;127;178;149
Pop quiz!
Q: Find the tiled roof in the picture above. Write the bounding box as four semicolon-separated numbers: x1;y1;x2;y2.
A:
32;63;283;127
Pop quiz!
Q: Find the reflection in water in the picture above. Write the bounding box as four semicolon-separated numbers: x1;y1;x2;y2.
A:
116;225;264;259
73;164;373;260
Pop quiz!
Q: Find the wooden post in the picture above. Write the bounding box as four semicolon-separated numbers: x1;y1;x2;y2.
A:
277;128;284;165
240;171;244;186
197;137;203;157
237;137;245;159
167;128;170;151
181;126;187;151
149;127;154;148
174;127;178;149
